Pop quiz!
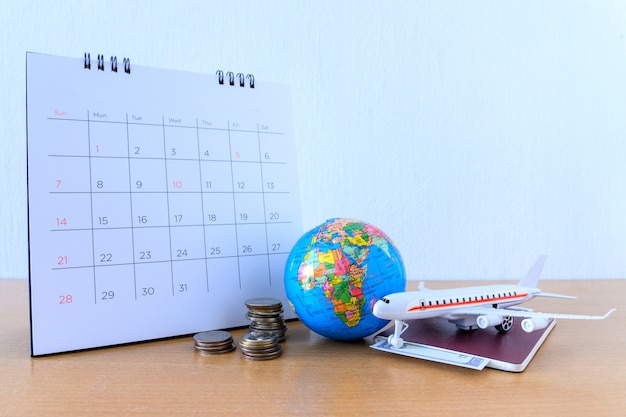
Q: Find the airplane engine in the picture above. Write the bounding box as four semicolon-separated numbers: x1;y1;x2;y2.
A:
476;314;503;330
521;317;550;333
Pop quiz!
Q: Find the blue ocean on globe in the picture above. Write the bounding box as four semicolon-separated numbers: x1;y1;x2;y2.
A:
284;218;406;341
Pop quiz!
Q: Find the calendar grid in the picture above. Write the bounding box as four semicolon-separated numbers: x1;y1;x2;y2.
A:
45;113;297;298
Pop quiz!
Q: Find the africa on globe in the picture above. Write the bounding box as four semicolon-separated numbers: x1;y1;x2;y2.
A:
284;218;406;341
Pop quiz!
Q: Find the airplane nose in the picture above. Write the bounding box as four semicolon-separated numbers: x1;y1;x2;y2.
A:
373;301;381;313
373;299;388;318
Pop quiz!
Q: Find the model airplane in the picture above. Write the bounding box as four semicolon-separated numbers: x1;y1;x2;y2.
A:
373;255;616;349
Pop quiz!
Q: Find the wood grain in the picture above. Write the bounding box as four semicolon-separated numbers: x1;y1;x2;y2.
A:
1;279;624;417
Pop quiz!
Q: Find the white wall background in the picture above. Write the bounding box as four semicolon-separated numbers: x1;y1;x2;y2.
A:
2;0;626;280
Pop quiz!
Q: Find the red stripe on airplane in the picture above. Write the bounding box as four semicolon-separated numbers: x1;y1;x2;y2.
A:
407;293;528;313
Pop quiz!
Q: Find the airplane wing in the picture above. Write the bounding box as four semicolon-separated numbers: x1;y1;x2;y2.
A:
459;306;616;321
505;306;534;312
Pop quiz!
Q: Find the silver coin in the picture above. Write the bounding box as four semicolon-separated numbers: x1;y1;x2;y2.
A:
195;343;236;351
240;344;282;354
241;345;283;360
246;310;284;318
194;335;233;345
240;350;281;358
245;297;283;311
194;340;235;351
249;331;286;340
193;336;233;346
193;330;233;345
246;311;285;321
249;325;286;333
242;353;282;361
239;331;278;348
249;321;287;329
195;344;236;355
241;330;277;342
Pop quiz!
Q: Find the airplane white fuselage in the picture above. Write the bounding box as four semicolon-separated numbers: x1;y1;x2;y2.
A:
372;256;616;349
373;284;541;322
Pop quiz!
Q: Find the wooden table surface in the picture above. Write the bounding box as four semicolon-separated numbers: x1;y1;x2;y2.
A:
1;278;624;416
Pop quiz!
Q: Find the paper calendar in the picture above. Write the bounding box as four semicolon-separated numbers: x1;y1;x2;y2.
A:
26;52;302;356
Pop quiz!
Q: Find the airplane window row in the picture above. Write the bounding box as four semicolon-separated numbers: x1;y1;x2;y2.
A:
423;292;518;307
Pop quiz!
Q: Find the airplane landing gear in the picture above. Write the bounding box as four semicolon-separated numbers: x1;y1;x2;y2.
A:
496;315;514;333
387;320;409;349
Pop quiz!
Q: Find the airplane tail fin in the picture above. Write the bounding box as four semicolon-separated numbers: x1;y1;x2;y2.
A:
518;255;547;288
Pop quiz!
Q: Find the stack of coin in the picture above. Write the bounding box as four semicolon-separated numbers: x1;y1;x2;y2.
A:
245;297;287;342
193;330;236;355
238;331;282;360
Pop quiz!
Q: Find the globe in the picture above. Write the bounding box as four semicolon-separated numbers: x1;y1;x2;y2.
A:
284;218;406;341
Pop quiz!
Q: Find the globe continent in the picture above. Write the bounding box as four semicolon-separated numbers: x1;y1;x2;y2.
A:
284;218;406;341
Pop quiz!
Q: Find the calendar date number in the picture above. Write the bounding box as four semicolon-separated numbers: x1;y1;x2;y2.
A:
58;294;73;304
101;290;115;300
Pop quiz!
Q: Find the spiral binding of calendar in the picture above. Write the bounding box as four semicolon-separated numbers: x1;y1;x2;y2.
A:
216;70;255;88
83;53;130;74
83;53;254;86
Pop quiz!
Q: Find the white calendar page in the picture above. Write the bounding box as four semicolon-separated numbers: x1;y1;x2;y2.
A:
26;52;302;356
